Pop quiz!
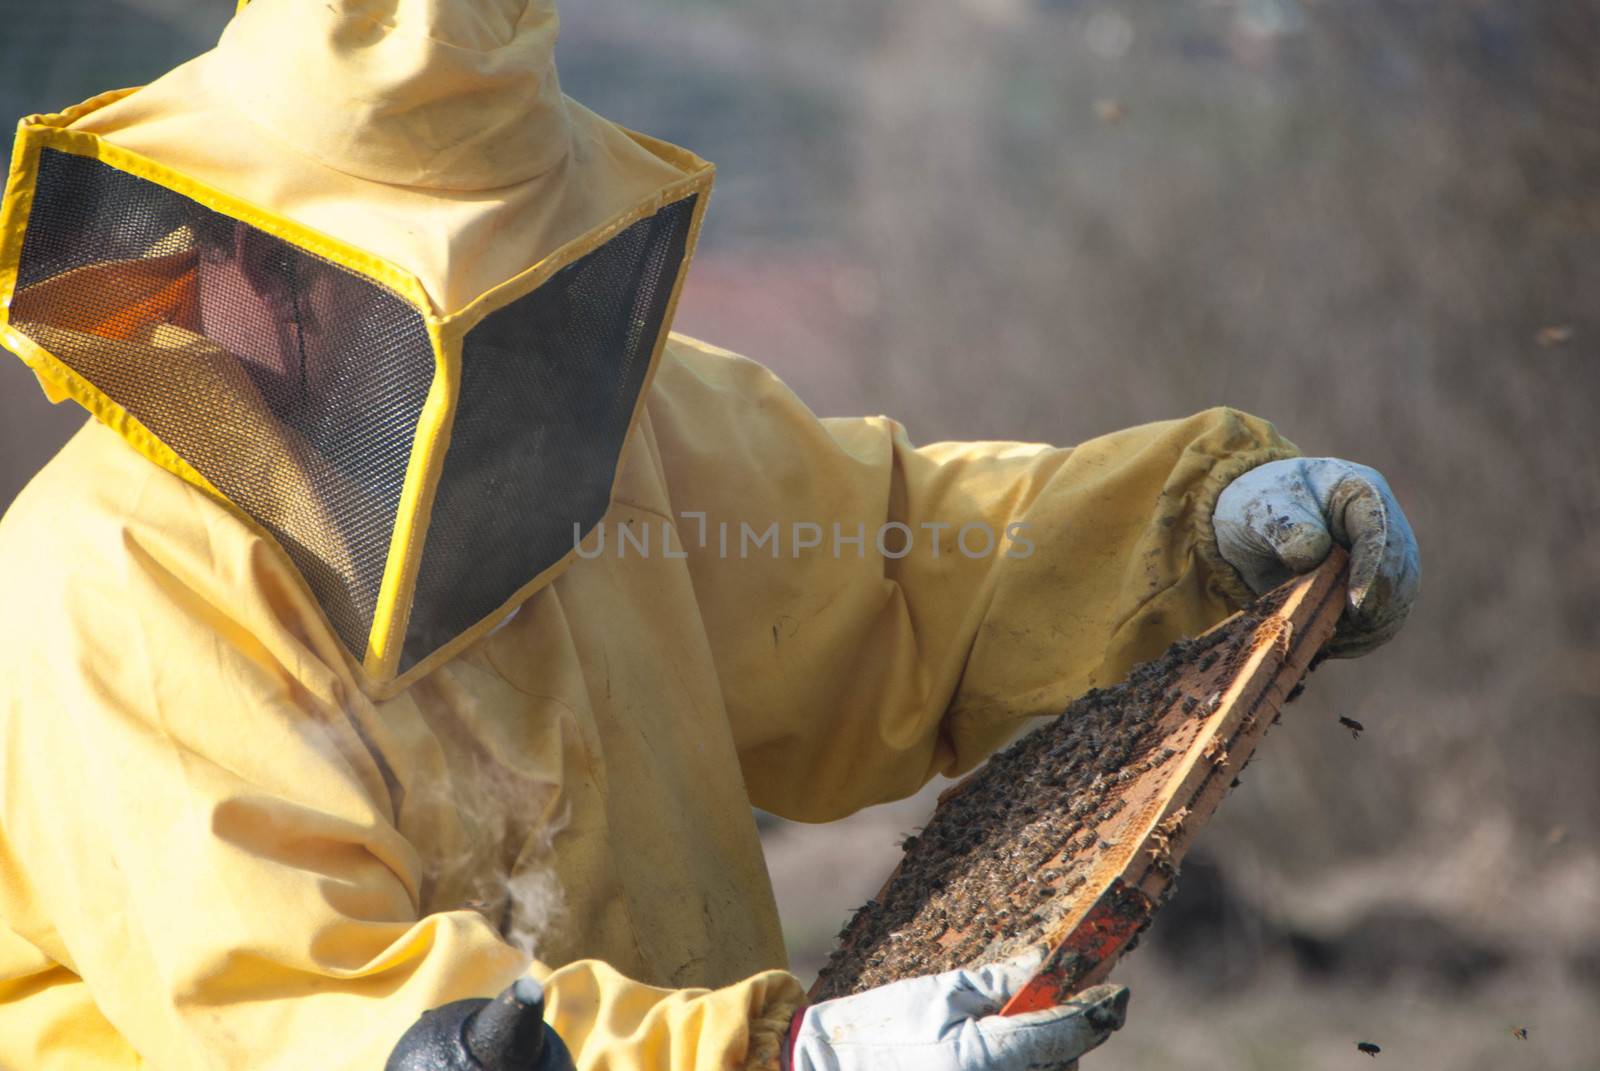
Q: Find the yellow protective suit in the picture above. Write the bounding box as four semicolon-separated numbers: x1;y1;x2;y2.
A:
0;1;1301;1065
0;327;1298;1068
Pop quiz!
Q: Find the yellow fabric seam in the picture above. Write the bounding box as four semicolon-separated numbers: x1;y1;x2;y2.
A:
617;124;711;178
18;86;142;129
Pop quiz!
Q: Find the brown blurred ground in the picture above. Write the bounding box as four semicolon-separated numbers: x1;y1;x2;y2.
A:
3;1;1597;1067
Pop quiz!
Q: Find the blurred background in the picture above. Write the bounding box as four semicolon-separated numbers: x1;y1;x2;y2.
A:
2;1;1596;1067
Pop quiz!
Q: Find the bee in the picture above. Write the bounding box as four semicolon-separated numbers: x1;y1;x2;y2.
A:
1275;620;1295;658
1339;716;1365;740
1357;1041;1381;1057
1512;1027;1529;1041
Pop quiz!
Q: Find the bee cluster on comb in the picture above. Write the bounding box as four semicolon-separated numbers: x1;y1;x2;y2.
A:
811;552;1349;1005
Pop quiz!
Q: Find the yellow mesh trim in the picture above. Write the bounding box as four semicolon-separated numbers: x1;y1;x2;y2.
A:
364;320;461;682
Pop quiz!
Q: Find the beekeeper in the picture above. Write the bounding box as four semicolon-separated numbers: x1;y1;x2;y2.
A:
0;1;1419;1068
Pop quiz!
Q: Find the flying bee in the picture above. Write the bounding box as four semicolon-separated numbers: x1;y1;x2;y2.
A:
1356;1041;1381;1057
1339;716;1365;740
1511;1028;1529;1041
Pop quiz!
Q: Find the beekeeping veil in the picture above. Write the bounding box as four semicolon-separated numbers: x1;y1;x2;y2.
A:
0;0;712;696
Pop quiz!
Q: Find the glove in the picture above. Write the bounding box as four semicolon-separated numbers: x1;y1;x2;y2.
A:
1213;457;1421;656
786;951;1130;1071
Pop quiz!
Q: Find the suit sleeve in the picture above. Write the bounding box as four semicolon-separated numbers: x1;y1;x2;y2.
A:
645;336;1301;822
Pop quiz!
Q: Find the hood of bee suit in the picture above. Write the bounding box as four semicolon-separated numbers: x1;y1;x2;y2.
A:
58;0;710;312
228;0;574;192
0;0;714;696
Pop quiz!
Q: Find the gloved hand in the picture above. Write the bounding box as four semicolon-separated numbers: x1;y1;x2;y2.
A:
1213;457;1421;656
785;951;1129;1071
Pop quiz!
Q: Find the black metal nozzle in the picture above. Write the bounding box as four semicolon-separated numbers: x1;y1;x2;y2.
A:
464;978;547;1068
386;977;575;1071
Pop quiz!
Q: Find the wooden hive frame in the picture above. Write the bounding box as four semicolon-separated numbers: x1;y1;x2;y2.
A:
811;549;1350;1008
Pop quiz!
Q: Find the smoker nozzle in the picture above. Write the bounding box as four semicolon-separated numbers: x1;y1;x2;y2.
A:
386;977;575;1071
464;978;547;1068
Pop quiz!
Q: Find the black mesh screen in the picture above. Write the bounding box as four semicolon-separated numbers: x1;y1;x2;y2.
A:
11;148;434;658
400;195;697;670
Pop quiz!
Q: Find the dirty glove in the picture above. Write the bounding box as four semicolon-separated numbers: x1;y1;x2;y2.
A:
1214;457;1420;656
786;951;1129;1071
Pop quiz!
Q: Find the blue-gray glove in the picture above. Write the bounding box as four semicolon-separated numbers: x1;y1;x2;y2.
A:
1214;457;1420;656
787;952;1129;1071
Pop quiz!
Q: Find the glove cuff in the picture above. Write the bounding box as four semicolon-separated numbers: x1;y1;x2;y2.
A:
1194;444;1303;609
780;1005;807;1071
743;989;807;1071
